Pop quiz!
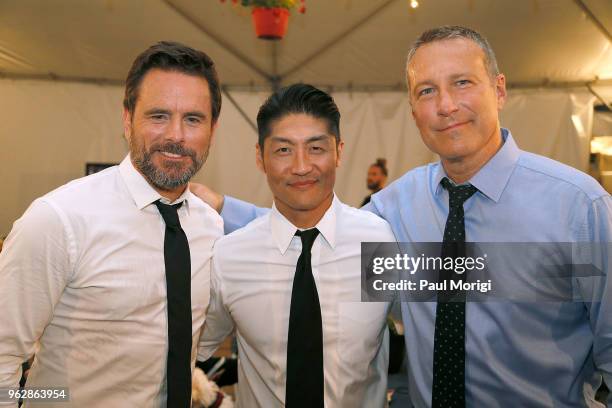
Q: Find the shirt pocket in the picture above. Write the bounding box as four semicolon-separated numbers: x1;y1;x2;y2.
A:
337;302;388;372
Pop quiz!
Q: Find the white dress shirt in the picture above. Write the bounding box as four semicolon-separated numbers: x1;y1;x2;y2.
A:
199;195;395;408
0;156;223;407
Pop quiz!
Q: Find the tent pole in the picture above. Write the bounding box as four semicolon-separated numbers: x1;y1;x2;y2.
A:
271;42;281;91
572;0;611;42
0;72;123;86
221;86;258;133
0;74;609;103
586;84;611;108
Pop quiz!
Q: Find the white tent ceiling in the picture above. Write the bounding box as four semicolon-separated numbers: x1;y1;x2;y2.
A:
0;0;611;102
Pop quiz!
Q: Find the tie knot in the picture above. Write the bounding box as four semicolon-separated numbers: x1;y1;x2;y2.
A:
296;228;320;253
154;200;183;229
441;178;478;207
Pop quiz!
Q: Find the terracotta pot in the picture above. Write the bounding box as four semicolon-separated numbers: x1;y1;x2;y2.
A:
251;7;290;40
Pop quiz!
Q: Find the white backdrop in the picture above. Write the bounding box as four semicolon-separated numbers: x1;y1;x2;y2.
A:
0;79;599;235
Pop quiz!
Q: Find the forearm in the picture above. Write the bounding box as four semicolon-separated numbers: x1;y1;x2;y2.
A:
197;316;235;362
580;196;612;407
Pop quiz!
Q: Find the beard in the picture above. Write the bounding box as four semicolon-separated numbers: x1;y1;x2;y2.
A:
367;180;381;191
130;136;207;191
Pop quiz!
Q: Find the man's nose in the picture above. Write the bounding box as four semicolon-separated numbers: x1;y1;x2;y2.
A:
437;89;459;117
165;117;185;142
292;148;313;175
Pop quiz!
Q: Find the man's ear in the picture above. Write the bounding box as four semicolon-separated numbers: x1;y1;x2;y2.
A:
407;69;417;119
209;120;219;147
122;108;132;142
335;140;345;167
255;143;265;173
495;73;507;111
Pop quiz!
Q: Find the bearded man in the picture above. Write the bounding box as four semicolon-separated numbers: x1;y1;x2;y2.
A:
0;41;223;408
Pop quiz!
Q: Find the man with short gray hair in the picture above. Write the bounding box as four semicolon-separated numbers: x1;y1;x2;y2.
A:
382;24;612;407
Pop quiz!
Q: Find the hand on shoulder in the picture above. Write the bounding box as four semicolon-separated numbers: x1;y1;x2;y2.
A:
190;183;225;214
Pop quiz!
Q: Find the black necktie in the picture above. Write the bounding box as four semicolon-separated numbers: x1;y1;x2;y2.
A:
286;228;324;408
154;200;192;408
432;178;478;408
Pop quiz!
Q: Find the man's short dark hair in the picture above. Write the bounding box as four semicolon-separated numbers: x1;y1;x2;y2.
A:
372;158;388;177
256;83;340;149
123;41;222;124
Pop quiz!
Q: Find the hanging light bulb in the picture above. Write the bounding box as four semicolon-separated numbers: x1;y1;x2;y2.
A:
410;0;419;8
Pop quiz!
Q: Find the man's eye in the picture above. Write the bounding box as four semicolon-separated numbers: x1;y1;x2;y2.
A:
310;146;325;153
275;147;290;154
418;88;434;97
456;79;470;86
186;116;202;124
151;114;167;121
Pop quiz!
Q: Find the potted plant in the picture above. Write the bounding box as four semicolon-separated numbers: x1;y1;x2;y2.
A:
220;0;306;40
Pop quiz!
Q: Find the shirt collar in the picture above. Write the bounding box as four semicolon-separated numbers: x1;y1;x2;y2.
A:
119;155;191;212
269;194;338;255
433;128;520;202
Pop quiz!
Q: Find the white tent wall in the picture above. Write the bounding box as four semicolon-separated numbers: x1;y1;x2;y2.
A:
0;79;126;237
501;89;595;173
0;79;601;235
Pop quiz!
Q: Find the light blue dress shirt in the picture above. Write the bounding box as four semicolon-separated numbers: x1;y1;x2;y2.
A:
221;129;612;407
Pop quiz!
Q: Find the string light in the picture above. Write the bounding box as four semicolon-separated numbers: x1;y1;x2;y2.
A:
410;0;419;8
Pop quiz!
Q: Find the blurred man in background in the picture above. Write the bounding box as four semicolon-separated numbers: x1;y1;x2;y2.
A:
362;158;389;206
